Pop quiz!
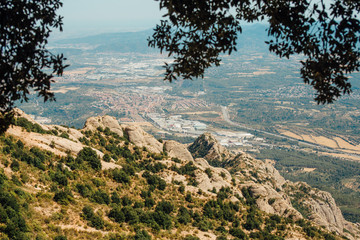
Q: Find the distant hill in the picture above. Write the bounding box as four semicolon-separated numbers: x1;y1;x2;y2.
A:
52;24;269;54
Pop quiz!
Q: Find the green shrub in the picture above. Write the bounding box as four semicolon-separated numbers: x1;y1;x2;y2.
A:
145;198;155;208
112;169;130;184
51;171;68;186
76;147;101;171
134;230;152;240
155;200;174;214
54;235;67;240
76;183;93;198
59;132;69;139
177;206;191;224
82;205;104;229
205;168;213;178
229;228;246;239
111;192;121;204
91;190;110;205
103;153;111;162
183;235;200;240
152;211;172;229
142;171;166;191
53;189;73;205
16;140;24;149
121;196;132;206
122;206;139;224
108;206;125;223
10;160;20;172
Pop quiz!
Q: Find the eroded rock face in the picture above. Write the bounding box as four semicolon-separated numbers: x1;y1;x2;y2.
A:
7;111;122;170
84;115;123;137
188;132;231;162
12;108;52;131
189;132;360;239
6;111;360;240
164;140;194;162
240;183;303;220
194;158;236;193
295;183;355;238
122;124;163;154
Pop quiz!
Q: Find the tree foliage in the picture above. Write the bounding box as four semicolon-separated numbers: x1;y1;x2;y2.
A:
149;0;360;104
0;0;67;132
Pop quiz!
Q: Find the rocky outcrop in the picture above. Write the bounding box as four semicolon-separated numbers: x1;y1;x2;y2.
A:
6;111;122;170
163;140;194;162
6;111;360;239
189;132;360;239
240;182;303;220
188;132;231;162
84;115;123;137
122;124;163;154
289;182;359;239
194;158;234;192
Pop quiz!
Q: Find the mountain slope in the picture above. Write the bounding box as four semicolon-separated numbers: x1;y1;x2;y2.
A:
0;109;359;240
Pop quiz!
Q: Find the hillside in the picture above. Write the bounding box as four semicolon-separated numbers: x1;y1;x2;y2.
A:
0;109;359;240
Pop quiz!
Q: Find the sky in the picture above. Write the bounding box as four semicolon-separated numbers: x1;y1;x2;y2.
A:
52;0;344;40
53;0;164;39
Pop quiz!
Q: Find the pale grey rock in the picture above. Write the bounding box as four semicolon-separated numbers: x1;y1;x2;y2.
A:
241;183;302;220
84;115;123;137
163;140;194;162
122;124;163;154
188;132;231;161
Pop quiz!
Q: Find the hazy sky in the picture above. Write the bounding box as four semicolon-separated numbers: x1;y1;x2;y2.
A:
54;0;163;39
53;0;341;40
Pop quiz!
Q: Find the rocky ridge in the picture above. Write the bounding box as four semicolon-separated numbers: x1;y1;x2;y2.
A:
188;129;360;239
1;110;359;240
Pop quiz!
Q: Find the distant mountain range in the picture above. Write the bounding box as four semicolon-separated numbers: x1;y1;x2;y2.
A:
52;24;270;54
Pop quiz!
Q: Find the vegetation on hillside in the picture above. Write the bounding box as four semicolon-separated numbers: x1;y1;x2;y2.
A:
254;148;360;223
0;124;341;239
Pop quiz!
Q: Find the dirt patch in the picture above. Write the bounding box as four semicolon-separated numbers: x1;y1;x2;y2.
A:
303;168;316;172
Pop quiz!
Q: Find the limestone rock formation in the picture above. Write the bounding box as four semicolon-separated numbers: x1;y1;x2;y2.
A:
240;182;303;220
5;112;360;239
290;182;360;239
189;132;360;239
84;115;124;137
163;140;194;162
7;111;121;170
188;132;231;162
122;124;163;154
194;157;234;192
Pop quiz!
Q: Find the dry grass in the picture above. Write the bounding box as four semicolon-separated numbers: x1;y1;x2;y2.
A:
334;137;360;151
312;136;339;149
280;131;302;140
281;130;359;152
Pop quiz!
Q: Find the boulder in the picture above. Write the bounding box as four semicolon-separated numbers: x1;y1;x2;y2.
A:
84;115;123;137
164;140;194;162
122;124;163;154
